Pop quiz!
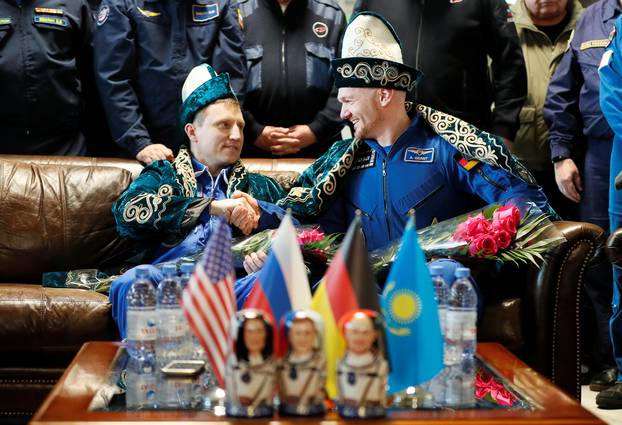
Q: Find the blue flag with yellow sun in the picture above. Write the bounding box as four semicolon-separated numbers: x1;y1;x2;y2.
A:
381;216;444;393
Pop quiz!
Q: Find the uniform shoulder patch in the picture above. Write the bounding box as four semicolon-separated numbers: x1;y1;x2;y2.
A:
0;17;12;27
97;5;109;25
580;39;610;50
456;154;480;171
404;147;434;163
34;7;64;15
312;21;328;38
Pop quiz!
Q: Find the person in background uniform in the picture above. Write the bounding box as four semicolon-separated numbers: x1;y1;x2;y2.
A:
598;14;622;409
0;0;94;155
353;0;527;146
544;0;620;390
94;0;246;164
109;65;289;338
510;0;583;217
238;0;346;158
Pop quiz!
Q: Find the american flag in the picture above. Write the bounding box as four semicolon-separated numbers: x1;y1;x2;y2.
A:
181;220;236;387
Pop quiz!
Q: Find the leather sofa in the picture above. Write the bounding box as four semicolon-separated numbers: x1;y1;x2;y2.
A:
0;154;605;421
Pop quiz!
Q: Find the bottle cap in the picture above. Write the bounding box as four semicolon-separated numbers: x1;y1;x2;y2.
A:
455;267;471;278
135;265;150;278
180;262;195;274
162;264;177;276
429;265;443;276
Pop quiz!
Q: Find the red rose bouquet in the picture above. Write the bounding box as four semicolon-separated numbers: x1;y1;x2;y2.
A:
370;200;565;271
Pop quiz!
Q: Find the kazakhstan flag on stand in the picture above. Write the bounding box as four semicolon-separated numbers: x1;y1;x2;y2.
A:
381;216;444;393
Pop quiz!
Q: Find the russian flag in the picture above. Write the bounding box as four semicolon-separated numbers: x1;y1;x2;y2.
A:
243;213;311;354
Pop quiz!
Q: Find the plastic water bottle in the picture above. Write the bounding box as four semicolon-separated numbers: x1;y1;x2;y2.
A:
445;267;478;364
430;266;449;343
452;267;478;358
126;266;157;361
156;264;185;368
178;262;207;361
125;356;158;410
460;357;476;407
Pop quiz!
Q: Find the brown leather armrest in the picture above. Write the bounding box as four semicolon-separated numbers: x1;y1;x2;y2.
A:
524;220;606;399
607;228;622;267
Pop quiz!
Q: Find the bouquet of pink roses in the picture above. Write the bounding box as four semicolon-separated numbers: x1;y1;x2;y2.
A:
370;200;565;271
231;225;342;269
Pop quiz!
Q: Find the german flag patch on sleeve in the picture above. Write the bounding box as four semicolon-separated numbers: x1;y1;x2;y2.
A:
456;154;480;171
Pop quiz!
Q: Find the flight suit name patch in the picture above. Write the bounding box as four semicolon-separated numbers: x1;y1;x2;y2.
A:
404;147;434;163
351;150;376;171
34;8;64;15
33;15;69;27
192;3;218;22
580;39;609;50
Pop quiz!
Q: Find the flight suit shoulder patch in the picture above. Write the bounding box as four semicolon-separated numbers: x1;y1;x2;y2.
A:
404;147;434;163
456;154;480;171
96;5;109;25
192;3;218;22
33;15;69;27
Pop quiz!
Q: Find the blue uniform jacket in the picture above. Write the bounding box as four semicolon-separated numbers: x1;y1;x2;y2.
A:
93;0;246;157
544;0;620;159
600;16;622;141
318;115;550;251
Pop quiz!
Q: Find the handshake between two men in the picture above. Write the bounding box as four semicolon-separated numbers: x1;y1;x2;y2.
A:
208;191;261;236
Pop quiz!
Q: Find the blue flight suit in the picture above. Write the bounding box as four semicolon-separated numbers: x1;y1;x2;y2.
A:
318;114;550;252
599;15;622;382
93;0;246;158
110;159;287;339
544;0;620;373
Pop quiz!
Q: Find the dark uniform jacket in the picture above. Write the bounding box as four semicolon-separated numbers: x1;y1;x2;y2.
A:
353;0;527;141
239;0;346;158
94;0;247;157
0;0;93;155
544;0;619;160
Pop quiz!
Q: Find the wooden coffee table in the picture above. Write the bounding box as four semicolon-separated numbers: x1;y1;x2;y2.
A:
31;341;605;424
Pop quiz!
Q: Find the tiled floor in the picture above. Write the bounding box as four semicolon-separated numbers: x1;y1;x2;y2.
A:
581;385;622;424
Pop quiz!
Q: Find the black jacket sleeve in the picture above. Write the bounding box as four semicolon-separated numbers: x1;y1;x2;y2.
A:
484;0;527;141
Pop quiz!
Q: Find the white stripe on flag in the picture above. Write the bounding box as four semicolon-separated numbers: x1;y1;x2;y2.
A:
188;276;229;358
273;214;311;310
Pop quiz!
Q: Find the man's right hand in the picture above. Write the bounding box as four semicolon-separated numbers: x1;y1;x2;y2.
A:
136;144;174;164
554;158;583;203
209;198;259;235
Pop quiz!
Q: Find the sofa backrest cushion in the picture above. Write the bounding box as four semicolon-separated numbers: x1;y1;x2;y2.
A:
0;158;137;282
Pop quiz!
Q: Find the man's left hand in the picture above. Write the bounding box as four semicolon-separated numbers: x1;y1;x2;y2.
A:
270;125;316;156
229;191;261;235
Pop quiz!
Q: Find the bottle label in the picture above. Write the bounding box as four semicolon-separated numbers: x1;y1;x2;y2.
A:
462;311;477;341
445;310;476;340
158;309;186;338
127;308;157;341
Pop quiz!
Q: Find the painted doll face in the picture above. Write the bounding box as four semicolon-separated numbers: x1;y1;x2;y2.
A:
344;314;376;355
243;317;267;356
288;318;317;355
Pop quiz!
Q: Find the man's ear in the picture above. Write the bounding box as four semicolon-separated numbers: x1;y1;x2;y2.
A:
184;123;197;144
377;88;394;107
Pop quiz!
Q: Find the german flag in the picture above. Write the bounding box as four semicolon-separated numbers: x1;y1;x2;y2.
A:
310;217;380;398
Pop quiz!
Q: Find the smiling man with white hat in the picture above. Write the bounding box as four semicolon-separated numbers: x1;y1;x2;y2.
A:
270;12;553;252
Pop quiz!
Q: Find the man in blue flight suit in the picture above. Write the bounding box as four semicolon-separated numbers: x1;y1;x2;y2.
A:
237;12;551;296
597;14;622;409
0;0;95;155
109;64;290;338
314;12;550;252
93;0;246;164
544;0;620;390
